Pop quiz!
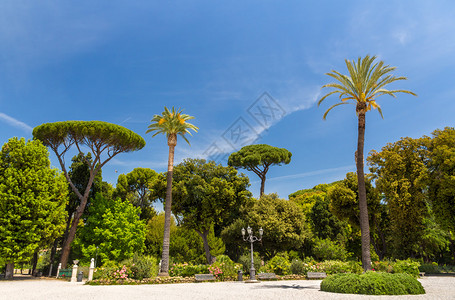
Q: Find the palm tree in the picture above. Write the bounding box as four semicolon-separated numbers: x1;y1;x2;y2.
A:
318;55;416;271
146;107;198;276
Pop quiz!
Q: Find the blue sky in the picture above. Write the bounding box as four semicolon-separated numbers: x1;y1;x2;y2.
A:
1;1;455;201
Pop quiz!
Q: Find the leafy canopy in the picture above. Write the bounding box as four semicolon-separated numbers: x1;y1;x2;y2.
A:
0;138;67;264
318;55;417;119
228;144;292;171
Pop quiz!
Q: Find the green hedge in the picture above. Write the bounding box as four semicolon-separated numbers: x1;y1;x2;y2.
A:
320;272;425;295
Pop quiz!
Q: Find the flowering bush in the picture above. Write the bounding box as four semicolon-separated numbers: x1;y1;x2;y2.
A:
112;265;132;280
209;255;242;280
121;254;158;280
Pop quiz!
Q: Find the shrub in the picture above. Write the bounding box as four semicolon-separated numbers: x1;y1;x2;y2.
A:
419;262;439;274
169;263;208;277
372;260;394;273
122;254;158;280
262;253;291;275
318;260;362;275
393;259;420;277
209;255;242;280
290;259;305;275
239;253;261;275
321;272;425;295
312;238;347;261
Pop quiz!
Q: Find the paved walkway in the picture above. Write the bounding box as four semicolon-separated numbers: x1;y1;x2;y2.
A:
1;276;454;300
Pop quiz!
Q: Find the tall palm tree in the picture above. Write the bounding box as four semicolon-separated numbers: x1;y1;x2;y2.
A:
146;107;198;276
318;55;416;271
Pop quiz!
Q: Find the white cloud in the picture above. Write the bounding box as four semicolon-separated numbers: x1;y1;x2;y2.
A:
0;112;33;133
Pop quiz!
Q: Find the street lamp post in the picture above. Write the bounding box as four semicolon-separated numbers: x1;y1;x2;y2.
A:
241;226;263;282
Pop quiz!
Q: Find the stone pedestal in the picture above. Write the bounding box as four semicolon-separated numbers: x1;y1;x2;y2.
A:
56;263;61;279
88;258;95;281
70;264;78;282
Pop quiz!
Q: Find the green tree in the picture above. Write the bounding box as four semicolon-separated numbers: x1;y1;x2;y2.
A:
368;137;428;258
427;127;455;260
0;138;67;279
145;213;224;264
115;168;160;221
245;193;309;259
428;128;455;232
171;158;251;263
73;193;145;265
327;172;387;259
228;144;292;197
318;55;416;270
146;107;198;275
33;121;145;268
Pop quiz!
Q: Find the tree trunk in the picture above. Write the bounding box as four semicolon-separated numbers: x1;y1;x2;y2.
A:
31;251;38;276
5;262;14;280
356;110;372;271
159;134;177;276
259;175;266;198
196;230;213;264
48;238;58;276
59;172;96;268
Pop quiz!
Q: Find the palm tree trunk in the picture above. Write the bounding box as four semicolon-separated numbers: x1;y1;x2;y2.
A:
357;111;372;271
159;134;177;276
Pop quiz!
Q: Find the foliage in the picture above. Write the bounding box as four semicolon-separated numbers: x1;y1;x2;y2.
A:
228;144;292;196
327;173;381;229
371;259;421;276
244;193;310;259
73;194;145;265
115;168;160;221
428;127;455;233
238;252;262;275
290;259;306;275
146;106;198;145
418;262;440;274
312;238;348;261
262;253;291;275
288;258;362;275
210;255;242;280
171;158;250;263
121;254;158;280
320;272;425;295
145;213;222;264
368;137;429;257
393;259;421;277
0;138;67;276
169;263;209;277
309;195;348;241
145;213;176;258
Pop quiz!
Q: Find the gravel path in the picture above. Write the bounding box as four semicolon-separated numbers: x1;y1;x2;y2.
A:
1;276;454;300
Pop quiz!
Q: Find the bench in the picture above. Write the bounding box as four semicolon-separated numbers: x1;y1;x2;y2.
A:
257;273;277;280
195;274;216;281
307;272;327;279
419;272;425;277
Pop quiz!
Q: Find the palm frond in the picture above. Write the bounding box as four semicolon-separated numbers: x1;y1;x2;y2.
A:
322;102;350;120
